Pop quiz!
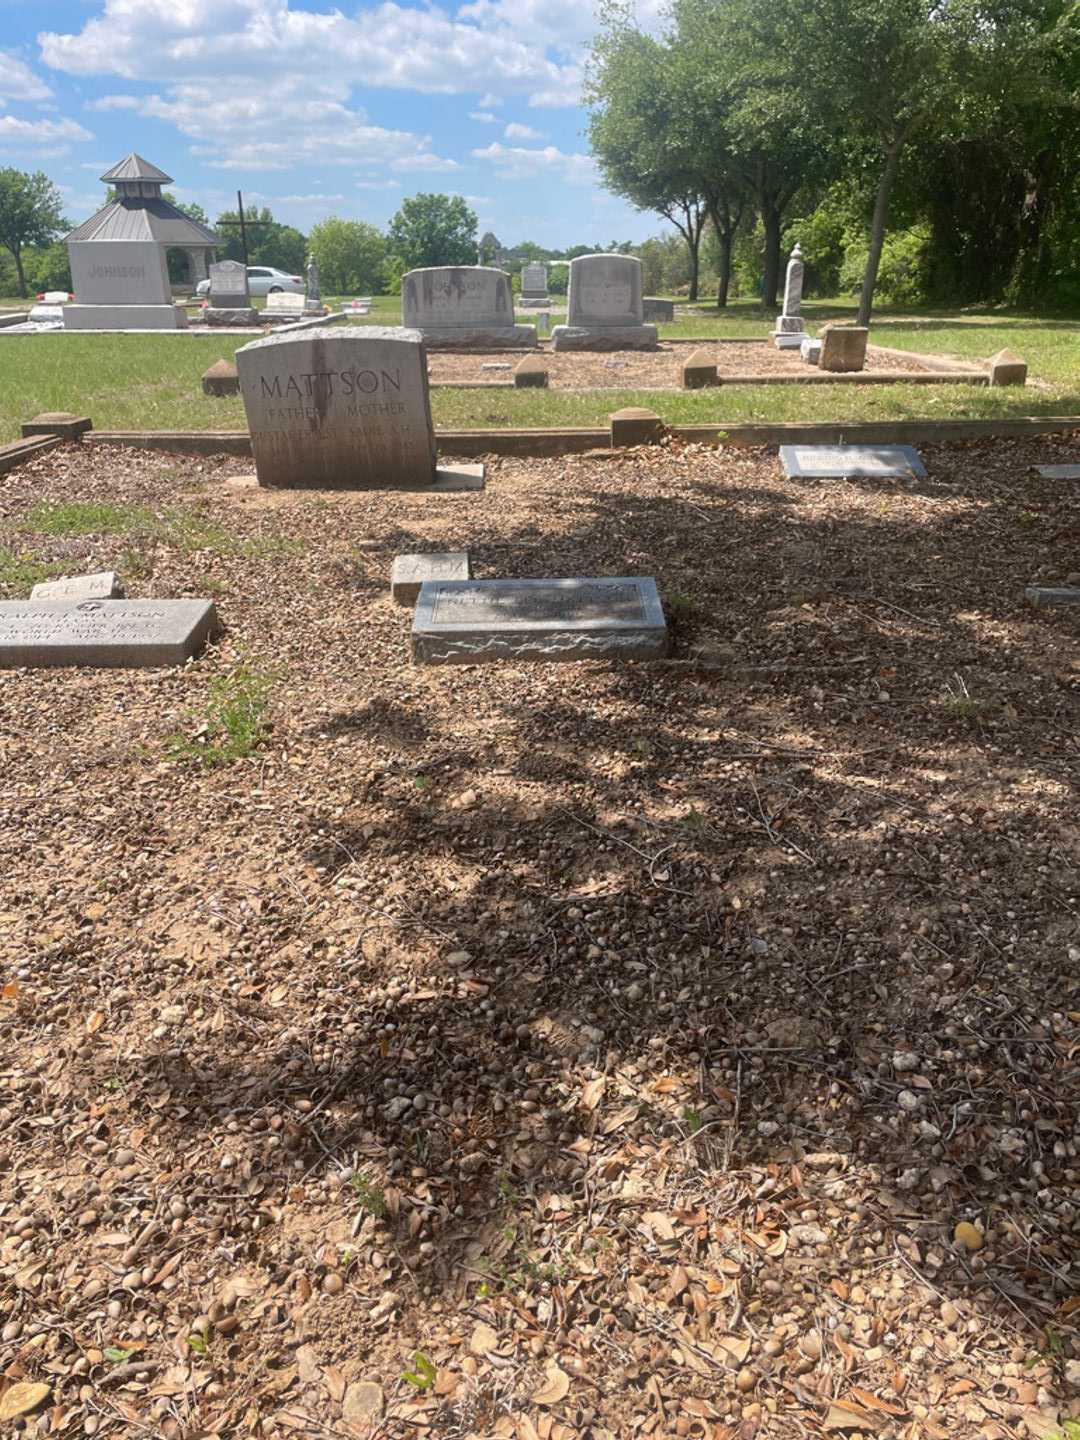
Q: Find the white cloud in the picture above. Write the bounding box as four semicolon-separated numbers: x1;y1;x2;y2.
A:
476;92;502;109
0;52;52;103
356;179;402;190
275;193;346;205
469;110;498;123
0;114;93;154
471;141;597;185
504;121;545;141
38;0;581;108
391;153;461;172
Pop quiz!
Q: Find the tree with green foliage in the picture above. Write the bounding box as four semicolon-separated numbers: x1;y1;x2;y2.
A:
214;205;306;275
0;169;67;298
307;217;386;294
387;194;477;270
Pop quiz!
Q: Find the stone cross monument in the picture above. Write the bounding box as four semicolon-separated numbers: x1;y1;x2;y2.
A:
773;243;806;349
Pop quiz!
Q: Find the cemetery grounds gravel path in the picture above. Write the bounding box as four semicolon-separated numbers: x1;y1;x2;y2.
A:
0;433;1078;1440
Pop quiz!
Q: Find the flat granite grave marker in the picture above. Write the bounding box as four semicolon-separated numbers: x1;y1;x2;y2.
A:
0;599;218;668
552;255;657;352
779;444;927;480
412;577;668;665
1035;465;1080;480
30;572;124;602
401;266;536;348
1025;586;1080;607
392;551;471;606
236;325;483;491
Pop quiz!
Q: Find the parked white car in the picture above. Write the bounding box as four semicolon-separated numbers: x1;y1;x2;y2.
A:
196;265;304;298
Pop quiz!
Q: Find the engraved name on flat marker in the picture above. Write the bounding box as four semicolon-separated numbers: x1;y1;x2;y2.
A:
779;444;927;479
0;599;218;668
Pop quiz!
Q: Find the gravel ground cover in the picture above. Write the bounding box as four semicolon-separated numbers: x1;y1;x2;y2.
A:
427;344;931;390
0;435;1079;1440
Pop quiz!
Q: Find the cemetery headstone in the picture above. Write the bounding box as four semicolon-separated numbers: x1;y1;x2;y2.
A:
64;240;186;331
401;266;536;348
235;325;484;491
519;262;550;307
643;297;675;322
681;349;718;388
610;408;663;447
1025;586;1080;607
412;577;669;665
800;337;822;366
391;552;471;606
779;444;927;480
202;359;240;397
552;255;657;351
21;413;92;441
773;244;806;349
30;572;124;602
1035;464;1080;480
989;348;1027;386
205;260;258;325
265;292;306;315
514;355;549;388
819;324;868;373
305;255;323;314
0;599;218;668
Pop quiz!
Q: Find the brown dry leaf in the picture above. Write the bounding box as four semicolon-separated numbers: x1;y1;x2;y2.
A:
517;1417;541;1440
716;1335;751;1365
532;1366;570;1407
891;1371;909;1396
652;1076;683;1093
322;1366;346;1404
831;1279;849;1301
470;1322;499;1357
668;1265;689;1300
581;1077;605;1111
642;1211;676;1242
601;1104;638;1134
85;1010;105;1034
2;981;19;998
954;1221;985;1252
295;1274;312;1304
823;1401;879;1432
296;1345;321;1384
0;1383;52;1422
848;1387;908;1417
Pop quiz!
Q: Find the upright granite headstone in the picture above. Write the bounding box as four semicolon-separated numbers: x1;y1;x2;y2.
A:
412;577;668;665
401;266;536;348
205;260;258;326
519;262;549;307
0;599;217;668
65;240;186;331
552;255;657;352
773;244;806;349
235;325;483;491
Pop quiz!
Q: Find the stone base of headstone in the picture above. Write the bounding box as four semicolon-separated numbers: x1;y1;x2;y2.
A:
819;325;868;373
203;307;260;326
514;355;549;388
202;360;240;397
30;572;124;602
773;314;805;350
391;552;471;606
419;324;538;349
265;294;306;314
681;350;718;388
21;413;92;441
800;337;822;365
0;599;218;668
412;577;669;666
610;408;663;447
551;324;658;352
1025;586;1080;607
518;294;551;308
28;304;64;323
63;304;188;331
643;298;675;322
773;333;804;350
989;348;1027;386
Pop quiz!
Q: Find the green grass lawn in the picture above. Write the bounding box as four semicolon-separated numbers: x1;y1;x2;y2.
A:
0;295;1076;441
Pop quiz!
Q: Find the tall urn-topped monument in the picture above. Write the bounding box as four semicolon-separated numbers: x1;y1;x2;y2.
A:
773;243;806;349
63;154;220;331
236;326;483;491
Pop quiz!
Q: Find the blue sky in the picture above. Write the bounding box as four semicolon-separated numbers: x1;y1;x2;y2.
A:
0;0;666;251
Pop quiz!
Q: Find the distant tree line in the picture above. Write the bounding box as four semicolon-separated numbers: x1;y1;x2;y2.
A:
588;0;1080;315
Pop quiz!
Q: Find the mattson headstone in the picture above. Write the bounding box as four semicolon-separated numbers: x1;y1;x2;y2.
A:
552;254;657;351
401;266;536;348
412;577;668;665
235;325;483;491
773;244;806;349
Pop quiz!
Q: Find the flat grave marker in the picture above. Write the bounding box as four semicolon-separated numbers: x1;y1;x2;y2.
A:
779;444;927;480
412;577;668;665
0;599;218;668
1025;586;1080;607
1035;464;1080;480
392;552;471;606
30;572;123;602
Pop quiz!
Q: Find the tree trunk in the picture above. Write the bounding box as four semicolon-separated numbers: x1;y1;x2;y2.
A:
688;240;699;302
13;246;26;299
717;228;732;307
857;139;903;327
761;202;782;309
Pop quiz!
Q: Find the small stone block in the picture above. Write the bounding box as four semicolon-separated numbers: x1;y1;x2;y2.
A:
800;337;822;365
0;599;219;668
779;444;927;480
30;571;124;602
773;333;804;350
412;576;669;665
1025;586;1080;607
643;297;675;322
681;349;718;389
1035;464;1080;479
551;324;657;352
989;348;1027;386
774;316;806;335
203;308;259;327
21;413;92;441
819;324;869;373
391;551;471;606
432;463;485;492
610;407;663;447
514;355;549;388
202;359;240;397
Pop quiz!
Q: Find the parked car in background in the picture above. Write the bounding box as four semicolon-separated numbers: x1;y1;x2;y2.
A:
196;265;304;298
